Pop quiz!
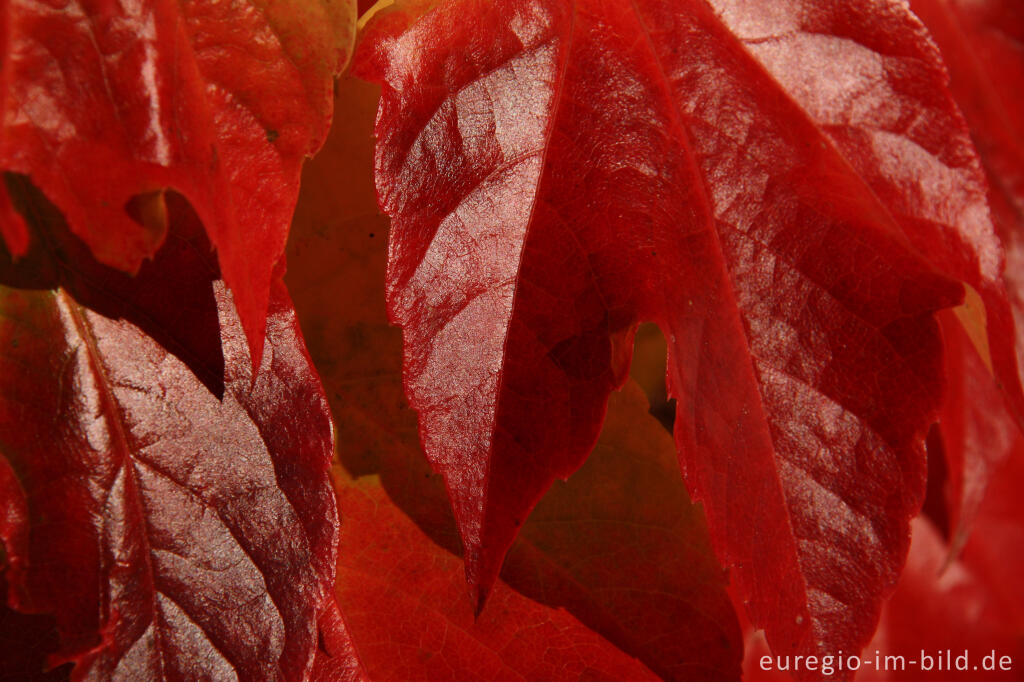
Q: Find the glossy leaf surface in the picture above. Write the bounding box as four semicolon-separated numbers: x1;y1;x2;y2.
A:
285;73;742;681
728;0;1024;427
0;277;338;679
0;0;356;361
357;0;977;665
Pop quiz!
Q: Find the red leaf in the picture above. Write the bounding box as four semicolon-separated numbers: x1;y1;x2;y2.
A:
0;275;337;679
908;0;1024;285
856;439;1024;682
332;463;663;682
357;0;977;669
927;310;1021;555
286;73;741;681
859;516;1024;682
742;515;1024;682
0;0;356;363
501;382;742;681
743;414;1024;680
730;0;1024;429
311;598;369;682
909;0;1024;549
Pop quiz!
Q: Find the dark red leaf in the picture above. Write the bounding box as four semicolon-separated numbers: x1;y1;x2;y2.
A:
0;276;337;679
356;0;978;669
311;598;369;682
0;0;356;363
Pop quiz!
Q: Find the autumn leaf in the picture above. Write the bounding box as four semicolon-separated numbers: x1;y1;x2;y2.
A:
745;427;1024;682
743;515;1024;682
328;383;739;682
859;517;1024;681
907;0;1024;549
742;377;1024;681
908;0;1024;313
286;72;742;681
349;0;1023;670
0;0;357;362
0;272;338;679
331;462;657;681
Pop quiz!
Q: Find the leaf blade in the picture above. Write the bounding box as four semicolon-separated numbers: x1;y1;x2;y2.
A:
0;277;338;680
361;0;968;669
0;0;357;362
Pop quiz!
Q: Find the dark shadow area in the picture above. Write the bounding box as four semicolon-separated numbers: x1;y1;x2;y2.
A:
922;423;952;541
0;576;71;682
0;174;225;398
631;322;677;432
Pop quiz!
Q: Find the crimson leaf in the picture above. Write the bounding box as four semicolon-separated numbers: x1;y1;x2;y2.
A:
0;0;356;362
0;276;336;679
910;0;1024;551
356;0;984;668
286;72;741;681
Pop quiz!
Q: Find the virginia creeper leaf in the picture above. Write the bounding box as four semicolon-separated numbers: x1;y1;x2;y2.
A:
951;410;1024;633
908;0;1024;331
502;381;742;682
285;73;741;680
859;515;1024;681
745;429;1024;680
326;384;740;681
0;276;337;679
722;0;1024;428
910;0;1024;550
357;0;970;667
0;0;356;363
331;462;661;682
311;598;369;682
743;515;1024;681
926;310;1021;557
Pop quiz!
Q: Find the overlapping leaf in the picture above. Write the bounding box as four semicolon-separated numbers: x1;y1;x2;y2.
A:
285;73;742;681
0;0;356;361
745;416;1024;681
0;262;338;678
353;0;1008;669
909;0;1024;551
